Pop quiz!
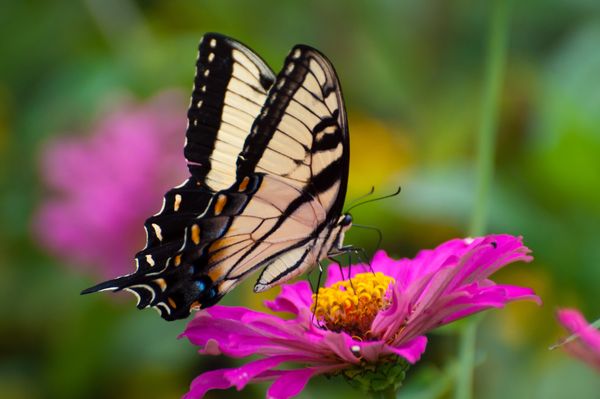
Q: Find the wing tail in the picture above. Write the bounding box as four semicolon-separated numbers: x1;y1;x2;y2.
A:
80;273;138;295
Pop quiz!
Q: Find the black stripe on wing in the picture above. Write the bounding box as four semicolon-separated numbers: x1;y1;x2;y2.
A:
185;33;276;192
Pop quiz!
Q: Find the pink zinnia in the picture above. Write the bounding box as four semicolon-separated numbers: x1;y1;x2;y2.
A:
556;308;600;372
34;91;188;278
181;234;540;398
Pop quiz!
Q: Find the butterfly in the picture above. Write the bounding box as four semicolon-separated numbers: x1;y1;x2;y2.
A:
82;33;353;321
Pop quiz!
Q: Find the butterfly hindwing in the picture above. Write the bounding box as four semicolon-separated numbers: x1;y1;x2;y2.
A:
135;178;213;273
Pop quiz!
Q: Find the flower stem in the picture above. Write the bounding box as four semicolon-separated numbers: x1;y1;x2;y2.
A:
455;320;478;399
468;0;510;237
457;0;511;399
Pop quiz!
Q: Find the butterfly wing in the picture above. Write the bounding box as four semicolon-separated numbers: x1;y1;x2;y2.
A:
185;32;276;191
238;45;349;217
137;33;276;275
81;33;277;319
188;45;351;298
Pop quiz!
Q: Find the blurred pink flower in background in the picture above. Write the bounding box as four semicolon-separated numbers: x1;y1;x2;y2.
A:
556;308;600;372
34;91;188;278
181;235;540;398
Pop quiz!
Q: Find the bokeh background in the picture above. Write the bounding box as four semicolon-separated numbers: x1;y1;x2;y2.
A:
1;1;599;398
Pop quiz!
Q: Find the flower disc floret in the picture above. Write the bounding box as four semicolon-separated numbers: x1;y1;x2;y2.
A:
312;272;395;338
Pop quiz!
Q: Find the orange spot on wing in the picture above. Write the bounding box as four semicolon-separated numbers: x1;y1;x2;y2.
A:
191;224;201;245
214;194;227;215
154;278;167;291
174;254;182;266
239;176;250;192
167;297;177;309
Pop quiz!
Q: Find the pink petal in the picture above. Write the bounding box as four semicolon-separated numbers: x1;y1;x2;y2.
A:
181;311;290;357
184;369;232;399
266;369;319;399
225;356;304;390
386;336;428;364
450;235;532;289
557;309;600;353
315;333;361;365
440;285;541;324
265;281;313;318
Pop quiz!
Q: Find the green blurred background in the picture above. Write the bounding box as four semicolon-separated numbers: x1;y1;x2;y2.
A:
1;1;600;398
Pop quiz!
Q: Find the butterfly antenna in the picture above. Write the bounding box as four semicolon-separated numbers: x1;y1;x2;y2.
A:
345;186;402;213
351;223;383;250
344;186;375;212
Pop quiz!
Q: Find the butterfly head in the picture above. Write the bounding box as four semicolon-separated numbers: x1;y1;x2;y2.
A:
339;213;353;228
330;213;353;252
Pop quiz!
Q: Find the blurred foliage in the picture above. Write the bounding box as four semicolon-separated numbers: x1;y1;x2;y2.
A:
1;0;600;398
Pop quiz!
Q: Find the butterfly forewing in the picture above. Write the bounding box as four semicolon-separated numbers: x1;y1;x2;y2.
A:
237;45;349;217
185;33;276;192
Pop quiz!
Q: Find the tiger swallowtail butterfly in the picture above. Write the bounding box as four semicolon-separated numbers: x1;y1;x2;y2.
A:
82;33;353;320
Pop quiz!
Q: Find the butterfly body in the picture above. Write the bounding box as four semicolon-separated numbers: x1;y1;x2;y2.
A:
82;33;352;321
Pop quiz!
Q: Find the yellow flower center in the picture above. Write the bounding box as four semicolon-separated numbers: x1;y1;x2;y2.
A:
312;272;395;338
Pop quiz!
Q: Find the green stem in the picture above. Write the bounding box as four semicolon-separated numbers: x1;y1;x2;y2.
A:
456;1;511;399
455;320;478;399
468;0;510;237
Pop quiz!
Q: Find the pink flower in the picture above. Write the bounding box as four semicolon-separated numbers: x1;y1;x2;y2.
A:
556;308;600;372
34;91;188;278
181;234;540;398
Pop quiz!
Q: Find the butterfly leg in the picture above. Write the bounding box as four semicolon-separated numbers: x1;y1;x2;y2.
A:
357;247;374;274
329;255;355;291
347;250;352;280
311;261;325;328
337;245;374;274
